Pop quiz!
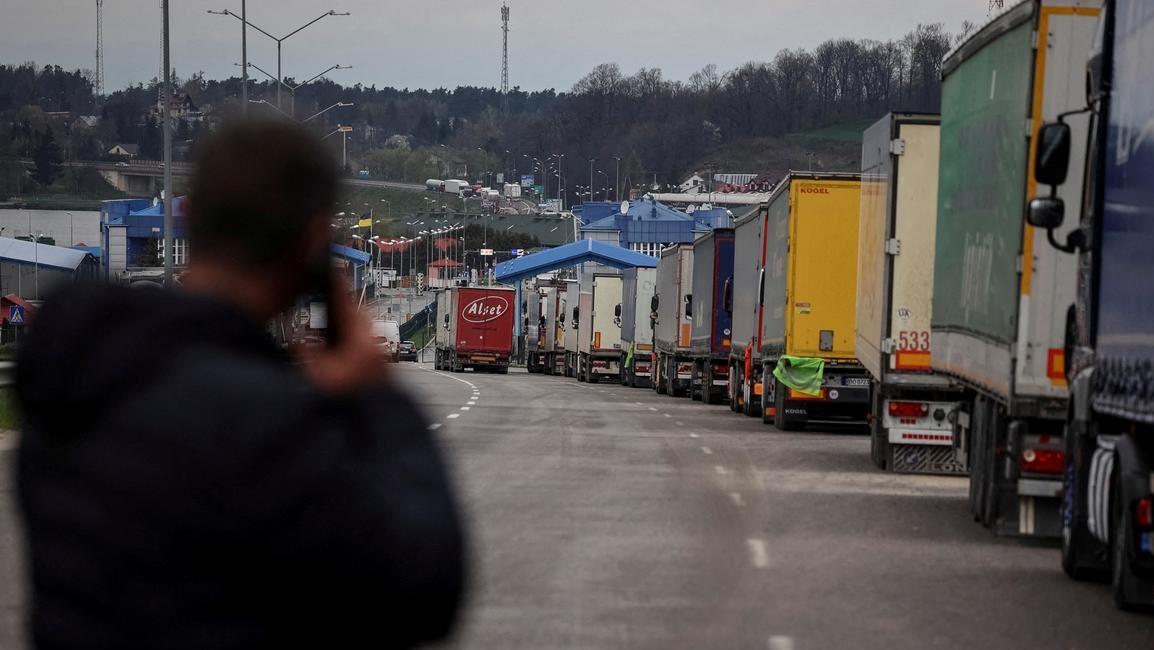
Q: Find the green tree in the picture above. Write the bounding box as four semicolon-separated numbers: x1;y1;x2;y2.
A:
31;129;62;186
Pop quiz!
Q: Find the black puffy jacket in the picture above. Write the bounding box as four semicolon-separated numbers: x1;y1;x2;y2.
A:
15;285;464;649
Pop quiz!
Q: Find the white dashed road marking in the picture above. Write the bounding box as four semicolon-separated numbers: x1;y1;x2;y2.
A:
747;538;769;569
714;465;729;475
447;413;460;419
767;635;793;650
428;423;442;431
460;406;471;411
689;433;699;439
729;492;744;507
648;407;658;412
701;446;713;455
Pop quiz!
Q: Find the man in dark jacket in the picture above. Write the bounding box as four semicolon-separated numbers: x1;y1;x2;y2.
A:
15;120;464;649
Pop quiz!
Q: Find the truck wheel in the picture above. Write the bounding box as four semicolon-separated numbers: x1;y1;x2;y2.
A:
728;367;740;412
670;358;685;397
585;361;595;384
703;369;717;405
1111;470;1154;611
576;356;586;382
744;379;757;418
762;373;775;424
870;421;889;470
499;365;509;375
655;356;668;394
690;363;702;401
869;390;888;470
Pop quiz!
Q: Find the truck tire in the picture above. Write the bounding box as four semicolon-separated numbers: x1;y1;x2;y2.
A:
498;365;509;375
869;389;888;470
576;356;586;382
655;355;668;394
728;367;740;412
762;373;775;424
669;358;686;397
703;369;718;405
743;379;757;418
690;362;702;401
1111;469;1154;611
585;360;595;384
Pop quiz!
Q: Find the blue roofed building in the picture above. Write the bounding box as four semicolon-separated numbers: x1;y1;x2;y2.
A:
100;197;190;282
578;194;731;257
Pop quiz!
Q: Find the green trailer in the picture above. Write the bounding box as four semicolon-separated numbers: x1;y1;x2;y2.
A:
932;0;1100;537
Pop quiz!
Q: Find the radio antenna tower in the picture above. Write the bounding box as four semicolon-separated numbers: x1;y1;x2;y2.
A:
500;3;510;110
95;0;105;102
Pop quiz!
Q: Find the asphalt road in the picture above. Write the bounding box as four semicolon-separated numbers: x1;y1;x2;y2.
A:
343;178;427;192
411;364;1154;649
3;366;1154;648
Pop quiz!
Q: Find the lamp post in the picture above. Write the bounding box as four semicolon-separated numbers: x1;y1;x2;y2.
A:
613;156;622;202
597;170;609;200
240;62;350;118
207;8;350;113
302;101;354;124
588;157;596;205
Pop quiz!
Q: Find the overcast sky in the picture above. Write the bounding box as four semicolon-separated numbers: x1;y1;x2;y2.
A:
3;1;991;93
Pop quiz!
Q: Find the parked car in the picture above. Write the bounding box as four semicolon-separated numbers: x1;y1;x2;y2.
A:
398;340;418;362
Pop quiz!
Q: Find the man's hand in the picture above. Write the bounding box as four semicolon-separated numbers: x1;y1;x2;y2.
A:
297;281;389;394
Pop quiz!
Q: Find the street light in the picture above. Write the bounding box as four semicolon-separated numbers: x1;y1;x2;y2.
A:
238;62;351;118
613;156;622;202
207;8;350;113
302;101;354;124
248;98;291;119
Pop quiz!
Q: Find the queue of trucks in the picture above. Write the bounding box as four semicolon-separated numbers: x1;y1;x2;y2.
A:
431;0;1154;610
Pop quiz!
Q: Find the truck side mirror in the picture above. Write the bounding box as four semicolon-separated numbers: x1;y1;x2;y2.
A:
1027;196;1065;229
614;304;622;318
651;295;659;312
443;314;450;328
723;277;733;314
1034;122;1071;186
684;294;693;319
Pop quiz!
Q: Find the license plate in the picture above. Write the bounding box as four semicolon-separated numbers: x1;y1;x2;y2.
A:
845;377;870;387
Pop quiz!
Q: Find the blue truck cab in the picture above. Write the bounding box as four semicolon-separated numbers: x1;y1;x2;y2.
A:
1028;0;1154;610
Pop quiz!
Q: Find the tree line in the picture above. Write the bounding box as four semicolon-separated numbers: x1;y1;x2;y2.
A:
0;20;960;203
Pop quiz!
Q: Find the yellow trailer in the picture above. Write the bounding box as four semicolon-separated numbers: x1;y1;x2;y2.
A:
757;172;868;430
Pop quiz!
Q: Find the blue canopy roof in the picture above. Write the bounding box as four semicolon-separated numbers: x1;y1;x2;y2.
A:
494;238;656;283
332;243;370;264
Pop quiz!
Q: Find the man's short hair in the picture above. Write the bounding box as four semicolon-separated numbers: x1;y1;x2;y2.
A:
189;119;338;264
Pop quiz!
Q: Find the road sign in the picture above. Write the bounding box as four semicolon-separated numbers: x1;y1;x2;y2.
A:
480;248;494;257
8;305;24;325
337;125;353;133
520;174;534;188
510;248;524;256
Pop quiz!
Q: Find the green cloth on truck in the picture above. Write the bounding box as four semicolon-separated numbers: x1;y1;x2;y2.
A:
624;342;634;368
773;355;825;397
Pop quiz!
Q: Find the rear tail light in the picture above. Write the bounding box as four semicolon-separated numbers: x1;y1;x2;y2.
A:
1136;497;1154;530
888;401;930;418
1020;448;1065;475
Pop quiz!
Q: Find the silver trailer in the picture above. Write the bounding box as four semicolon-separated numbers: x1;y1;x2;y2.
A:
728;205;768;417
652;244;694;396
620;267;657;388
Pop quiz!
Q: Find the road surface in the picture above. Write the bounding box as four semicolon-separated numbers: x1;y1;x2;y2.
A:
3;366;1154;648
343;178;427;192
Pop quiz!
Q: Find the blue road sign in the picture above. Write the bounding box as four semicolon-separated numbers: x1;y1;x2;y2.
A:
9;305;25;325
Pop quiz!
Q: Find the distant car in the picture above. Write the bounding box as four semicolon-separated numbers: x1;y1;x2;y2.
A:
115;162;129;167
398;340;418;362
358;169;370;178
